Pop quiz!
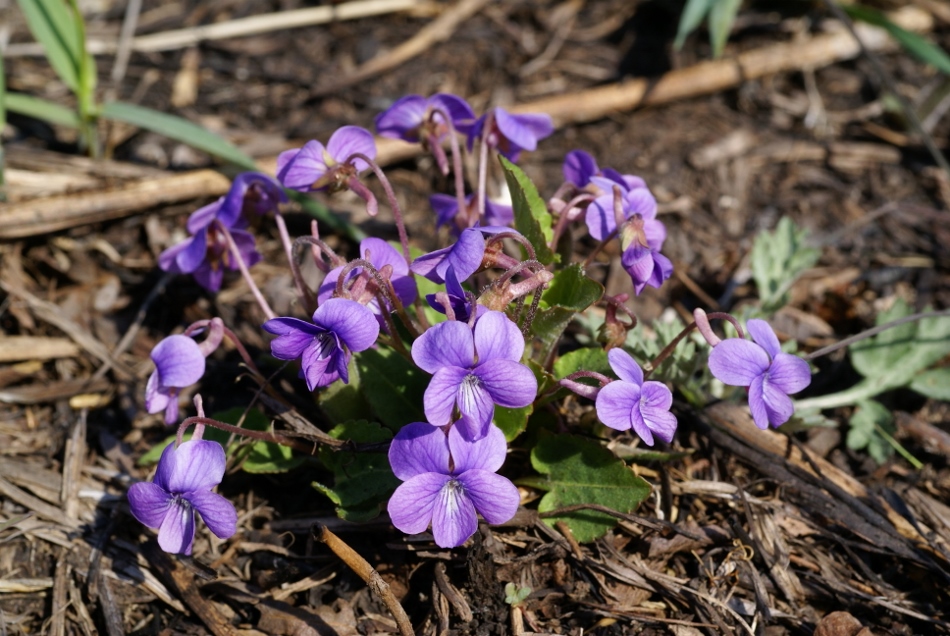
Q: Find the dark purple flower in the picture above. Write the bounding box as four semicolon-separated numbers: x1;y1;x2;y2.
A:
411;311;537;440
263;298;380;391
464;107;553;161
387;422;519;548
128;440;237;555
276;126;376;192
158;220;261;293
620;241;673;296
375;93;474;144
425;266;485;323
708;319;811;429
187;172;286;233
585;176;664;245
430;193;513;234
595;348;677;446
145;335;207;425
410;226;511;284
317;238;417;328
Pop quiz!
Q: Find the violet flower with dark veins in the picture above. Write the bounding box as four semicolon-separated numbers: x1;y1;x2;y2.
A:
464;107;553;161
411;311;537;440
595;348;677;446
277;126;377;192
387;422;519;548
145;335;207;424
127;439;237;555
317;238;417;328
263;298;379;391
707;319;811;429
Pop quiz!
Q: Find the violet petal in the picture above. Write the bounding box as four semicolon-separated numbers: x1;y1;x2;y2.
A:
474;359;537;408
388;472;450;535
389;423;450;481
423;366;470;427
747;319;782;359
127;482;173;529
768;353;812;395
473;311;524;363
430;481;478;548
312;298;379;353
412;320;475;374
458;469;519;525
157;501;195;555
327;126;376;172
186;490;238;540
151;335;206;388
595;380;641;432
448;423;507;474
607;348;643;386
708;339;770;386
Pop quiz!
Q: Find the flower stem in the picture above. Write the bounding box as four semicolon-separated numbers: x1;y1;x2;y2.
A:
349;152;412;264
177;415;318;455
274;212;310;309
216;221;276;321
644;312;741;380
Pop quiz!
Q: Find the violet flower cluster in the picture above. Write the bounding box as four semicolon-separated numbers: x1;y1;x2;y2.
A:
134;89;816;558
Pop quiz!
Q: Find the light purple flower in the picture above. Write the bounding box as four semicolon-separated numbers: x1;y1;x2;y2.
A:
128;439;237;555
621;242;673;295
411;311;537;440
317;238;417;328
263;298;380;391
563;150;599;188
464;107;553;161
585;176;664;245
410;226;512;284
375;93;474;144
430;193;513;234
595;348;677;446
276;126;376;192
708;319;811;429
145;335;207;425
387;422;519;548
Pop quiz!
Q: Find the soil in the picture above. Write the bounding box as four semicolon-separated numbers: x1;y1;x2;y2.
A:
2;0;950;635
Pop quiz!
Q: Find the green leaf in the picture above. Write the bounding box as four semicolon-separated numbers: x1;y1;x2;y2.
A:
674;0;714;50
708;0;741;58
4;92;81;128
846;400;894;465
553;347;610;380
495;404;533;442
910;367;950;401
531;266;603;358
243;440;304;473
17;0;82;92
844;4;950;75
313;420;399;521
530;434;651;542
356;346;428;430
849;299;916;381
100;101;257;170
751;217;820;313
318;356;373;422
504;583;532;606
498;156;556;265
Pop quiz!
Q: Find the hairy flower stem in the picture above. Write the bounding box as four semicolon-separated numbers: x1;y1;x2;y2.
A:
485;230;537;263
216;221;276;321
348;152;412;264
802;309;950;362
555;371;613;400
431;107;468;220
549;193;595;252
294;235;345;273
183;319;264;378
605;294;637;331
476;110;494;219
177;416;317;454
335;258;416;355
644;312;744;380
274;212;309;309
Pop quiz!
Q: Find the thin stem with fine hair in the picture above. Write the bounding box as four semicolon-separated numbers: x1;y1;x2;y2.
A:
216;221;276;321
347;152;412;263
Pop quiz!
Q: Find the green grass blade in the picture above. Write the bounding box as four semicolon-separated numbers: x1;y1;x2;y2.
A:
5;92;82;128
16;0;82;91
674;0;714;51
845;4;950;75
708;0;741;58
100;101;257;170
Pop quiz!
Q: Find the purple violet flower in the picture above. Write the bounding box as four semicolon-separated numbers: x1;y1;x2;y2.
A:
263;298;380;391
375;93;475;144
128;439;237;555
158;219;261;292
145;335;207;425
411;311;537;440
317;238;417;328
425;266;485;323
387;422;519;548
707;319;811;429
410;226;512;284
430;193;513;234
563;150;599;188
464;107;553;161
596;348;677;446
277;126;376;192
585;176;664;245
619;214;674;295
185;172;286;233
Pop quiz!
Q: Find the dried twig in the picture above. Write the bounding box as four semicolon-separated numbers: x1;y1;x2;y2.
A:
311;523;414;636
